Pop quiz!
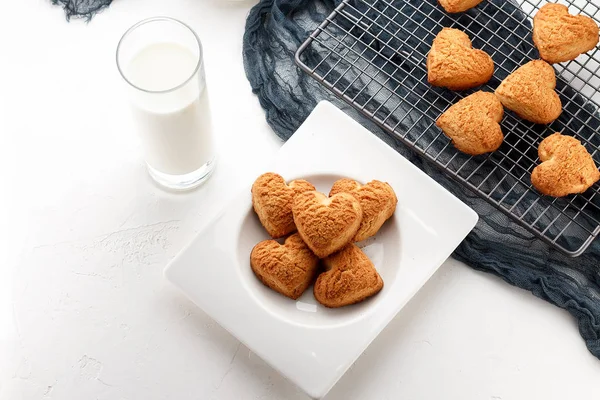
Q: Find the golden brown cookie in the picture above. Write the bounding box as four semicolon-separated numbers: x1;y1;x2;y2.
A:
250;233;319;300
436;91;504;155
252;173;316;238
314;244;383;308
533;3;599;64
531;132;600;197
495;60;562;125
329;179;397;242
292;191;362;258
427;28;494;91
438;0;484;13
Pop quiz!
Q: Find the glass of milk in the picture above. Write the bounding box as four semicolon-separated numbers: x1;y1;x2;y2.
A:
116;17;216;190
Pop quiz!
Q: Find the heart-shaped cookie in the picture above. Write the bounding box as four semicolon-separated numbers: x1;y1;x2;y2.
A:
427;28;494;91
329;179;397;242
531;132;600;197
314;244;383;308
252;173;316;238
250;233;319;300
495;60;562;125
436;91;504;155
533;3;599;64
292;191;362;258
438;0;484;14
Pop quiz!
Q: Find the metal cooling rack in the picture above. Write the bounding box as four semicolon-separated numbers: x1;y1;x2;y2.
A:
295;0;600;256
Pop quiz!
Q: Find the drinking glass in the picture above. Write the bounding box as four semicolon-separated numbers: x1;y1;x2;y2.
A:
117;17;216;190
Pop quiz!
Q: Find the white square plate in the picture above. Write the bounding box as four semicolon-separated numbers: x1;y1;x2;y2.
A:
164;101;478;399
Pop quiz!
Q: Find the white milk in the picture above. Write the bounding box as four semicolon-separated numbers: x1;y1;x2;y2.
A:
126;43;214;176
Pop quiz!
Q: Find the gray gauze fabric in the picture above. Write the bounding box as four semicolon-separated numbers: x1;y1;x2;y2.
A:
243;0;600;358
52;0;112;20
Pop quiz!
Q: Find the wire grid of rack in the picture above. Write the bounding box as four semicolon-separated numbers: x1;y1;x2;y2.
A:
295;0;600;256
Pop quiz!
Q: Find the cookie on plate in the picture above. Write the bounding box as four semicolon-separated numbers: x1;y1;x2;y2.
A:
329;179;397;241
438;0;484;13
427;28;494;91
436;91;504;155
531;132;600;197
252;172;315;238
533;3;599;64
250;233;319;300
495;60;562;125
314;244;383;308
292;191;362;258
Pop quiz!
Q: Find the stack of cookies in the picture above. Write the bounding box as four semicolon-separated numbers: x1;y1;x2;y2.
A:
427;1;600;198
249;173;397;308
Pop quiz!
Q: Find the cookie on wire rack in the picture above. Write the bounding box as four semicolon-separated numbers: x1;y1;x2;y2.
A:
427;28;494;91
436;91;504;155
495;60;562;125
533;3;599;64
438;0;484;13
531;133;600;197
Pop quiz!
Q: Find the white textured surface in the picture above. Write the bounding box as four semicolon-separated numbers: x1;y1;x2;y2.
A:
1;1;600;399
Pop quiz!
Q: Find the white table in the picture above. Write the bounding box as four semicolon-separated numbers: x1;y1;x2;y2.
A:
2;1;600;399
